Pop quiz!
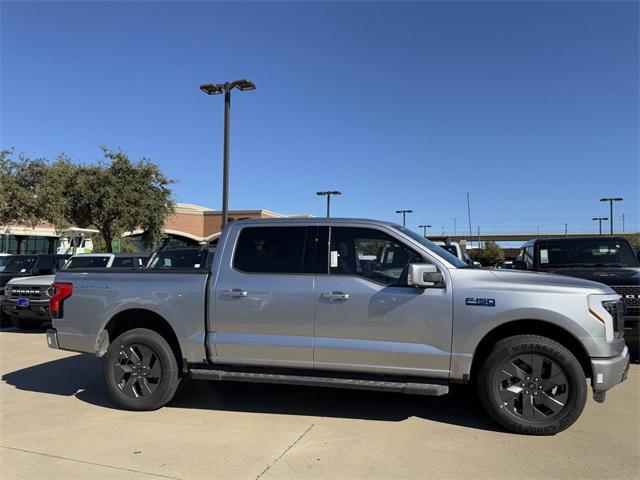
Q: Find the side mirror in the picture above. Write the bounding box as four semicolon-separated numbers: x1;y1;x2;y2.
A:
408;263;442;288
513;260;527;270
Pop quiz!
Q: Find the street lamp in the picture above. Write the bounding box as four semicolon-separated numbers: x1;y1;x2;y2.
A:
418;224;432;237
592;217;608;235
599;198;623;235
316;191;341;217
395;210;413;227
200;79;256;227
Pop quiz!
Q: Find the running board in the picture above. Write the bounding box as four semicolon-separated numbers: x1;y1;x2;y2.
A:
189;368;449;396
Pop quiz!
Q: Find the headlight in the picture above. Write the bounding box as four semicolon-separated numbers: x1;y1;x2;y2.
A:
588;294;621;342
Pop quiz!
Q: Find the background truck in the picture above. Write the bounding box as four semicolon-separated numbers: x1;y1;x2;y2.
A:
0;254;70;327
46;218;629;435
2;253;148;330
514;236;639;362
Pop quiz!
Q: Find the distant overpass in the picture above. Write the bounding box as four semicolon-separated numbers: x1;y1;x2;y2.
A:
427;232;634;243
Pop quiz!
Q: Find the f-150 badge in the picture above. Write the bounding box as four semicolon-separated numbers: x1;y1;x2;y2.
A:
466;298;496;307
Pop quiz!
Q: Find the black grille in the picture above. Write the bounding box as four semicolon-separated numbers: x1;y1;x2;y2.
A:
612;285;640;308
7;286;49;299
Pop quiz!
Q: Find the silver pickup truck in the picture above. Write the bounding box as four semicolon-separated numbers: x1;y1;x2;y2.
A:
46;218;630;435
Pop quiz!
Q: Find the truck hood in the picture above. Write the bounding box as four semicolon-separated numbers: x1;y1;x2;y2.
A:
488;269;615;294
538;267;640;287
0;272;30;288
6;275;55;287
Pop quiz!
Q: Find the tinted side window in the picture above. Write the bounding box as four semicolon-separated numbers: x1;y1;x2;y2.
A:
112;257;134;269
524;246;534;269
329;227;422;286
37;256;54;275
233;227;307;274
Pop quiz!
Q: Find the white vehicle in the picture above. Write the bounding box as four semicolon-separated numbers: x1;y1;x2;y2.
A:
2;253;148;329
433;241;463;260
56;228;99;255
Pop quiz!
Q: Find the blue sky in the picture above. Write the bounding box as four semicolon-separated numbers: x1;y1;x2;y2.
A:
1;1;638;235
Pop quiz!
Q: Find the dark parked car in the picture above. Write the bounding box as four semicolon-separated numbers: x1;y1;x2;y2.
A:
0;254;70;327
2;253;148;329
515;236;639;360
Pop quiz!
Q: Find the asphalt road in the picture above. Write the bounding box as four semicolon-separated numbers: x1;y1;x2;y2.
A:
1;327;638;480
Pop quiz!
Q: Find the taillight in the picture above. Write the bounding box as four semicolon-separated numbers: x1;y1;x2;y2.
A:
49;282;73;319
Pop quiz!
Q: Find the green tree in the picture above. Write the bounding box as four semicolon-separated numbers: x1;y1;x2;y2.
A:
66;148;175;252
0;149;71;228
478;241;505;266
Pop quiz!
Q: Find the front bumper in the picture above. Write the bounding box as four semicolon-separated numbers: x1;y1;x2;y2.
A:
1;299;51;321
591;346;630;402
46;328;60;349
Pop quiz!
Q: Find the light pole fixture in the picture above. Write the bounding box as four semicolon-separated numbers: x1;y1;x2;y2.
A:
200;79;256;227
418;224;432;237
316;191;341;217
592;217;608;236
599;198;623;235
395;210;413;227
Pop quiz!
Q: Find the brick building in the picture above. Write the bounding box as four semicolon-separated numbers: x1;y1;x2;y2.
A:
1;203;305;254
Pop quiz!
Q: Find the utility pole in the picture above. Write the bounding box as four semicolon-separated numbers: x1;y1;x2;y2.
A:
600;197;623;235
454;218;457;235
565;224;568;237
396;210;413;227
200;79;256;228
316;191;341;217
418;224;432;237
622;214;625;233
477;226;481;249
592;217;608;235
466;193;473;248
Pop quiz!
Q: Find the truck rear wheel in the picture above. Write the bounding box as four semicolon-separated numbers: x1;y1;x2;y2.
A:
104;328;180;411
477;334;586;435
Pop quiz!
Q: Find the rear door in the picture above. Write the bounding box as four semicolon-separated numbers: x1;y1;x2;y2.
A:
212;225;318;368
314;225;453;378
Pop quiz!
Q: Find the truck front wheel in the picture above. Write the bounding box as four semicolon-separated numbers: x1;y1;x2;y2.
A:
104;328;181;411
477;334;587;435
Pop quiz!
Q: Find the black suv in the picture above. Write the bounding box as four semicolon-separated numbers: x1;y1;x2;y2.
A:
0;254;70;327
515;236;639;359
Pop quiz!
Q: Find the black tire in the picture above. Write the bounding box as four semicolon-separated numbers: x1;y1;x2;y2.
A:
0;311;13;328
11;317;43;330
477;334;587;435
103;328;181;411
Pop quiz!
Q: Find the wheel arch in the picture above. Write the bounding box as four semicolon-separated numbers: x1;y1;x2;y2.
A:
469;319;592;382
100;309;183;371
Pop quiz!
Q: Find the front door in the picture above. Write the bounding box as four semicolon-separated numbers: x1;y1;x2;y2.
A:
314;226;453;378
213;225;317;368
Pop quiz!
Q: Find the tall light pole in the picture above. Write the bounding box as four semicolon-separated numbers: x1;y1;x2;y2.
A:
200;79;256;228
600;197;623;235
592;217;608;235
418;224;432;237
316;191;341;217
396;210;413;227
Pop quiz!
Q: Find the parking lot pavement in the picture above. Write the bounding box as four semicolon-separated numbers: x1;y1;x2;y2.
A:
1;328;638;480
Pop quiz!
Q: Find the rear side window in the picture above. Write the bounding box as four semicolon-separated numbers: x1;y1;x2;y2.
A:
37;256;54;275
112;257;137;269
233;227;307;274
65;256;111;269
149;250;208;269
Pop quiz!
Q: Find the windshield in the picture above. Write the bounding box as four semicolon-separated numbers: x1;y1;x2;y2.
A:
65;256;111;269
148;249;209;270
0;256;12;272
393;226;468;267
2;256;37;274
538;239;639;268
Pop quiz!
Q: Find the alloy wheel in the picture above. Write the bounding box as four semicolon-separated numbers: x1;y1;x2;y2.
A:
113;344;163;398
496;353;569;421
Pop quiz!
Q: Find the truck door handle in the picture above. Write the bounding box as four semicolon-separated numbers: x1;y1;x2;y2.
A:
221;289;248;298
321;291;350;301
